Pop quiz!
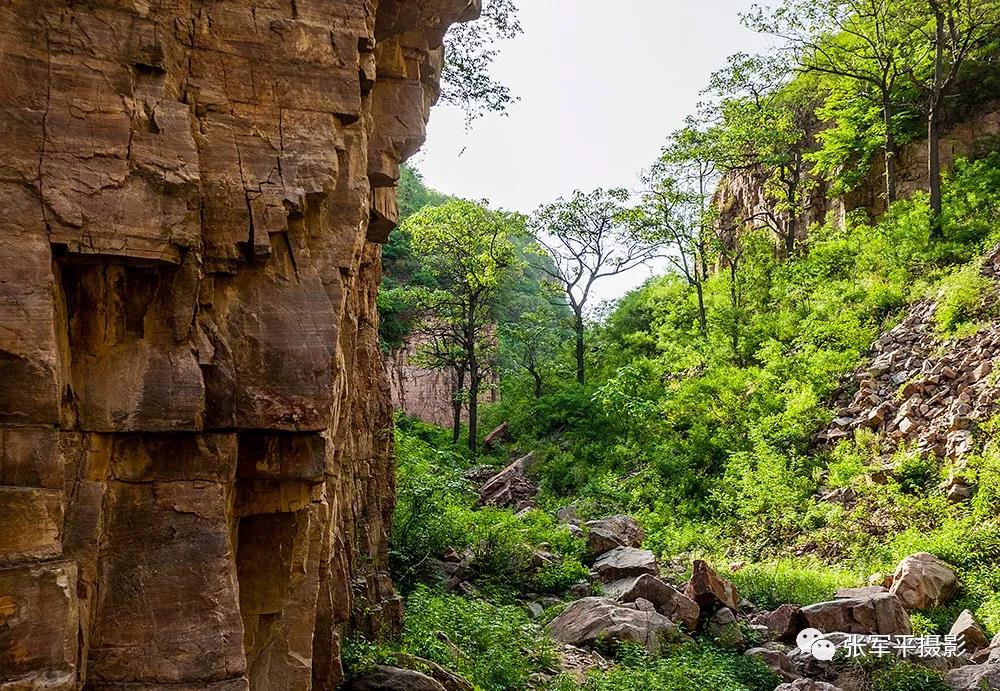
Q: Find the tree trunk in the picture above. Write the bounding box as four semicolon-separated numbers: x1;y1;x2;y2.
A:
883;96;898;204
451;367;466;444
466;299;479;457
695;281;707;334
928;109;943;236
574;309;585;385
929;8;945;237
530;367;543;398
468;371;479;458
729;261;740;363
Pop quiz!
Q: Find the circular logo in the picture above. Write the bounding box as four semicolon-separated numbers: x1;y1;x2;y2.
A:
811;639;837;661
796;628;823;651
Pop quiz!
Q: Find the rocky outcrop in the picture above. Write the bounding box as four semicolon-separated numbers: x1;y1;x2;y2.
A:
386;334;498;427
818;248;1000;460
0;1;478;689
715;102;1000;244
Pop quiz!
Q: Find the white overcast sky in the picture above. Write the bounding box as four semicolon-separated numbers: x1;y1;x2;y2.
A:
410;0;776;303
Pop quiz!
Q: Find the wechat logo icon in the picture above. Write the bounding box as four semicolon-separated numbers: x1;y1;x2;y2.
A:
797;628;837;661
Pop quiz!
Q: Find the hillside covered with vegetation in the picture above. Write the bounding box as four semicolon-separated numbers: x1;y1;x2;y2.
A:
350;1;1000;690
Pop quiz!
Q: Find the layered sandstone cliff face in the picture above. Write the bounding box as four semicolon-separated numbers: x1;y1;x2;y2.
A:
0;1;477;688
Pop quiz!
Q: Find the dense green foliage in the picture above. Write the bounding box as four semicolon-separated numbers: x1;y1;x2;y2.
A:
363;2;1000;689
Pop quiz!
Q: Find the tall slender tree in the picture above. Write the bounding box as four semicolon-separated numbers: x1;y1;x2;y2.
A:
405;199;524;455
531;189;661;385
908;0;1000;235
634;124;720;333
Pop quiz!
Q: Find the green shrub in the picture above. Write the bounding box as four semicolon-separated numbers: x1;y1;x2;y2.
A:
559;643;780;691
932;262;995;337
402;587;556;691
851;656;951;691
728;559;862;609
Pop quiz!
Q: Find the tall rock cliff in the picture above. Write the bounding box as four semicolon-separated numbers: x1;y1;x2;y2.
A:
0;1;478;688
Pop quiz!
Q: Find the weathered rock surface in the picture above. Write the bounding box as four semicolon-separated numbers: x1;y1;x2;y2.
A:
684;559;740;611
0;1;476;688
547;597;679;655
799;593;912;636
945;663;1000;691
342;666;447;691
951;610;989;653
775;680;845;691
603;574;700;631
476;453;538;510
585;515;645;559
889;552;958;610
592;547;658;583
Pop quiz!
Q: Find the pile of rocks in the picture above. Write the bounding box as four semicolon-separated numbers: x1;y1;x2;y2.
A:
543;528;1000;691
475;452;538;512
817;247;1000;464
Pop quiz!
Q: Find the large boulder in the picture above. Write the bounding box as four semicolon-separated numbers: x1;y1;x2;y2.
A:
343;666;447;691
547;597;679;655
683;559;740;611
604;574;699;631
888;552;958;610
945;663;1000;690
477;453;537;510
585;515;644;558
799;592;911;636
761;604;802;642
950;610;989;653
592;547;658;583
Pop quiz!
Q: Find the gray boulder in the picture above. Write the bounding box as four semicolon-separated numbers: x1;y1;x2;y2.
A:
603;574;699;631
547;597;679;654
343;666;447;691
945;663;1000;690
592;547;657;583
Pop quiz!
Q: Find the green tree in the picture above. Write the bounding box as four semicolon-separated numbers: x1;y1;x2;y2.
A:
706;53;815;257
747;0;920;204
531;189;661;385
405;199;525;454
634;124;721;333
442;0;522;122
908;0;1000;235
